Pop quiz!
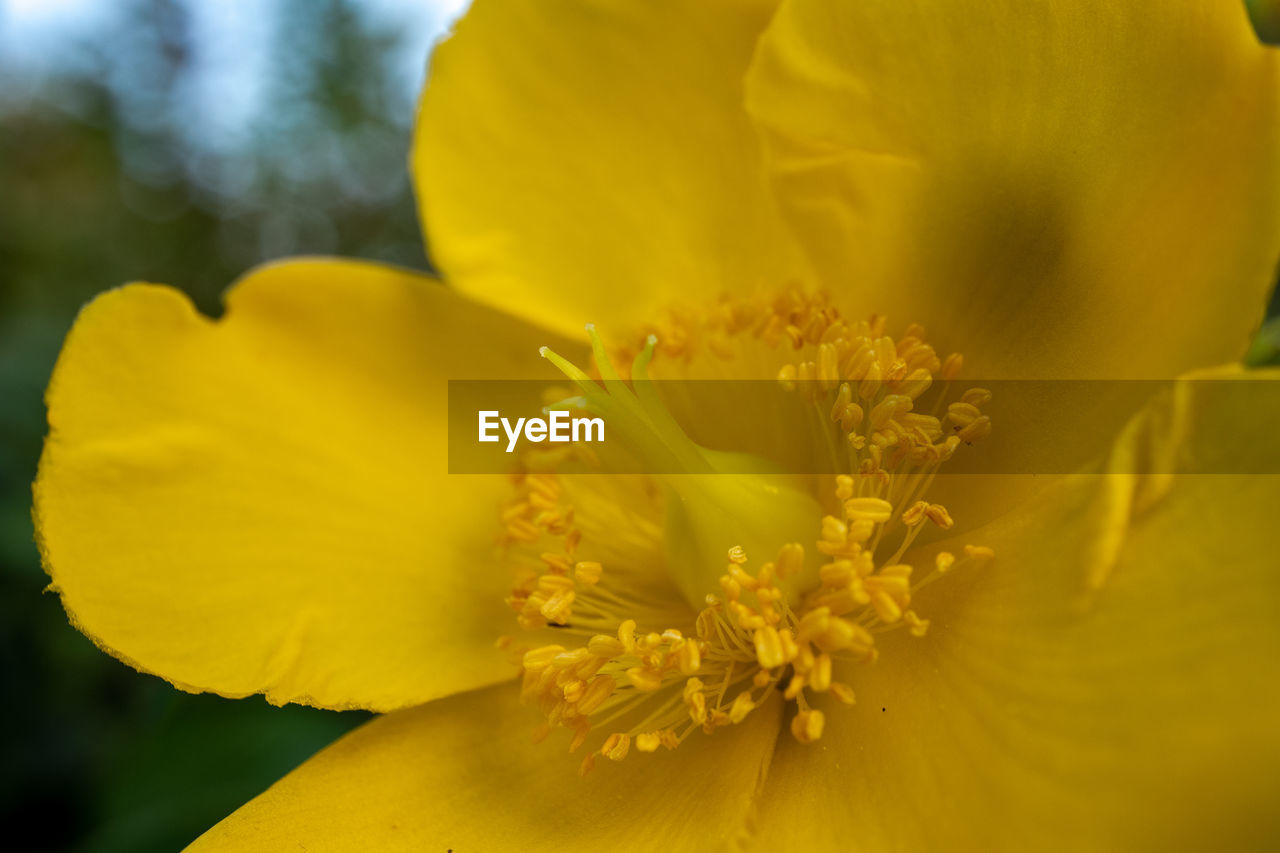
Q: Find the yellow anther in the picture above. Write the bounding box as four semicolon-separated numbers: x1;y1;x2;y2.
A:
753;669;773;689
571;655;606;681
843;337;873;372
685;693;708;726
783;672;806;701
627;666;663;692
873;335;897;370
819;559;855;587
940;352;963;380
858;359;882;400
541;552;572;573
732;602;765;630
785;323;805;348
777;363;797;391
936;551;956;573
797;607;830;641
810;653;833;692
576;675;615;714
523;645;566;673
535;574;573;594
956;415;992;444
843;498;890;523
727;563;758;590
904;610;930;638
961;387;992;407
812;614;873;656
877;563;913;584
818;341;840;386
778;627;800;663
840;402;865;433
527;474;559;504
965;544;996;560
901;412;943;439
727;545;749;564
791;709;825;744
901;501;929;527
677;639;702;674
754;625;786;669
501;501;532;522
540;588;575;624
847;519;875;545
602;733;630;761
947;401;982;428
898;368;933;399
561;679;585;703
504;516;542;543
830;382;852;422
587;634;625;658
552;648;591;670
925;504;954;529
830;683;857;705
820;515;849;545
869;394;910;430
870;592;903;623
617;619;637;651
834;475;854;501
808;583;869;615
729;692;756;724
574;561;602;585
579;753;596;777
635;732;661;753
568;718;592;752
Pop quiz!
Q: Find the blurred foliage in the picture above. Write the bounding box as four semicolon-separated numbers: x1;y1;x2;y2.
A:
1247;314;1280;367
0;0;434;849
1246;0;1280;45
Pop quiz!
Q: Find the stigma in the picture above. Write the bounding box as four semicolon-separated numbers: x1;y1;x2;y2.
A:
498;291;996;773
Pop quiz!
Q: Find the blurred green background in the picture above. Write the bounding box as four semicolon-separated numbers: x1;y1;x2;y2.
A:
0;0;461;849
1;1;1279;851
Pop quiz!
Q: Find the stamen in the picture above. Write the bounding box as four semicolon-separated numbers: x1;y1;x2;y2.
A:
498;300;997;772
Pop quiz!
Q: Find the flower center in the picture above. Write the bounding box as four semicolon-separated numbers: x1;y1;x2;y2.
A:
496;291;995;774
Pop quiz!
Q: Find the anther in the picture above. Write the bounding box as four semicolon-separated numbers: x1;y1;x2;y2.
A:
791;709;825;744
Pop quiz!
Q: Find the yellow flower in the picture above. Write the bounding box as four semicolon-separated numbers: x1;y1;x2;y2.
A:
33;1;1280;850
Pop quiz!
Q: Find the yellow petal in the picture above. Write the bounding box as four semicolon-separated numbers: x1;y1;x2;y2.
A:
36;259;578;712
414;0;803;339
750;368;1280;848
188;681;781;851
746;0;1280;378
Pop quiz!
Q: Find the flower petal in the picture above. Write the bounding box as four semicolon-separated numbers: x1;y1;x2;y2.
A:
413;0;804;339
36;259;578;712
748;368;1280;848
746;0;1280;378
187;681;781;851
